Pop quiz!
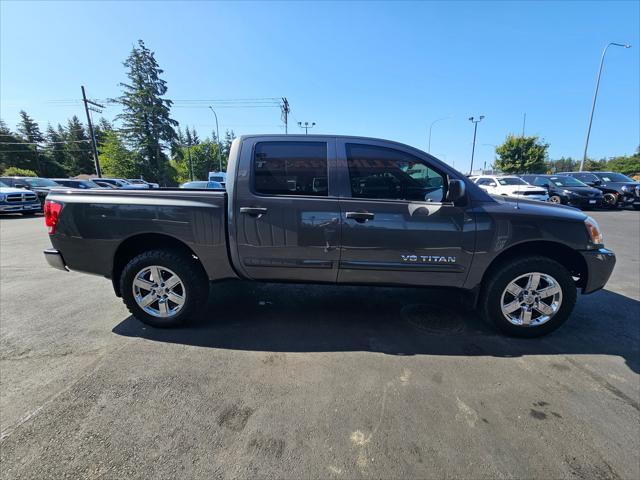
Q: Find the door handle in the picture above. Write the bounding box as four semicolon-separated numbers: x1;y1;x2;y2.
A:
345;211;375;223
240;207;268;217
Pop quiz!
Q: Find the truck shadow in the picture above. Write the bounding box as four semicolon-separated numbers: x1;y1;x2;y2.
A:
112;282;640;374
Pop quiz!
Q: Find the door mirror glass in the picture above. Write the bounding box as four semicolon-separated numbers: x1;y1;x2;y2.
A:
447;179;466;203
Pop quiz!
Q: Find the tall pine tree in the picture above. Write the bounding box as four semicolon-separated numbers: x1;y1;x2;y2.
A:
117;39;177;184
64;116;94;175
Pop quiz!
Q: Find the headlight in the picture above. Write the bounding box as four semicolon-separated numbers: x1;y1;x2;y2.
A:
621;185;630;192
584;216;604;246
0;194;5;202
563;189;578;196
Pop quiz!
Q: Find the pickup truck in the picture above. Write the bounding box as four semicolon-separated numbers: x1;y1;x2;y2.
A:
43;135;616;337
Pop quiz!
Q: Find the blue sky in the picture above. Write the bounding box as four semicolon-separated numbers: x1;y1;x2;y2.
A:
1;1;638;173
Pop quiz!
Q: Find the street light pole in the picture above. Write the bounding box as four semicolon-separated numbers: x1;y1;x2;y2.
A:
427;116;451;153
297;121;315;134
580;42;631;171
208;106;223;172
468;116;485;175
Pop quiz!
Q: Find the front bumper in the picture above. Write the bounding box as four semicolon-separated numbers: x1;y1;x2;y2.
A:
580;248;616;294
566;196;603;208
44;248;69;271
0;202;42;212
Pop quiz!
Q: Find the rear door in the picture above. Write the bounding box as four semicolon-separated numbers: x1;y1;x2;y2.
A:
232;137;341;282
336;140;475;288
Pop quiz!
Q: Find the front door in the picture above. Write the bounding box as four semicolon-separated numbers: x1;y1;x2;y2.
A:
336;140;475;288
233;137;341;283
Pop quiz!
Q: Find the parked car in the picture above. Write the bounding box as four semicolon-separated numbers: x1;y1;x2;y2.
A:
43;134;615;338
127;178;159;188
51;179;105;189
0;176;60;206
94;178;146;189
472;175;549;202
92;180;118;188
179;180;224;189
560;171;640;210
520;174;603;209
0;180;41;214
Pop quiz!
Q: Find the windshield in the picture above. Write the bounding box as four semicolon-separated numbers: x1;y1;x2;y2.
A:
594;172;634;183
209;176;224;182
497;177;527;186
550;176;587;187
0;181;8;188
181;181;208;189
24;178;59;187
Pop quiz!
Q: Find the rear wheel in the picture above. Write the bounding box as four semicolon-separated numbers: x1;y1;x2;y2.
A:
479;256;577;337
120;249;208;328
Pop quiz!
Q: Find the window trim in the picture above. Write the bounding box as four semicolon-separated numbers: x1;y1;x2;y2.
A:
342;142;450;204
250;140;332;199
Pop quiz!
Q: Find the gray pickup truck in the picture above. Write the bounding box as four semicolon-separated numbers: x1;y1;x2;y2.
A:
43;135;616;337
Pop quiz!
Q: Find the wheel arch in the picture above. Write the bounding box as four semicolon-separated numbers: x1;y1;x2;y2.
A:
111;233;206;297
481;240;588;295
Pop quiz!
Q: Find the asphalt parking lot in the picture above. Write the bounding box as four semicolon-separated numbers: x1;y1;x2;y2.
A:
1;210;638;479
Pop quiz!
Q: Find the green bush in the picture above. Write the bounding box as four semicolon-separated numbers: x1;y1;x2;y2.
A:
1;167;37;177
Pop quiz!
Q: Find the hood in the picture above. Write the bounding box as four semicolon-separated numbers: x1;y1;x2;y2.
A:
556;185;603;195
0;186;32;195
490;195;586;221
503;185;546;193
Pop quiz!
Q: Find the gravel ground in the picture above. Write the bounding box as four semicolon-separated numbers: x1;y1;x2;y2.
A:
0;209;638;479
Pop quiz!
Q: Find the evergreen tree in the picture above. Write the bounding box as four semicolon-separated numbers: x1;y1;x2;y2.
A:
64;116;94;175
117;39;177;183
16;110;44;173
185;127;194;147
42;124;68;177
0;119;33;173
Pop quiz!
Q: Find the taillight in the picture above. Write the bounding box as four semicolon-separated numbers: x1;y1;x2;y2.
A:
44;200;62;234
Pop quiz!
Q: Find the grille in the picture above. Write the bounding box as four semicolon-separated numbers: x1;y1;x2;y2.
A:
5;192;38;203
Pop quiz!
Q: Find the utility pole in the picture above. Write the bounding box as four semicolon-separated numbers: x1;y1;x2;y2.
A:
297;121;315;134
468;115;485;175
522;113;526;137
580;42;632;171
81;86;104;177
281;98;290;134
207;106;222;172
187;146;194;181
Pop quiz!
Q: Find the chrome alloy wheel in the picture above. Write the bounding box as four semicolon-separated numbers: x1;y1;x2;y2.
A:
500;272;563;327
132;266;186;318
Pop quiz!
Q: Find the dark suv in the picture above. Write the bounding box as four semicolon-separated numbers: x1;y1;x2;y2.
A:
520;174;603;209
560;172;640;209
51;179;104;189
0;176;60;206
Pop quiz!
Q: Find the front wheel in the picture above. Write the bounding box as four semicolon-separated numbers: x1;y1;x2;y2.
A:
479;256;577;337
549;195;563;204
602;193;620;209
120;249;209;328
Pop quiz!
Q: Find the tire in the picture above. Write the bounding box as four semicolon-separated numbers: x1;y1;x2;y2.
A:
120;249;208;328
479;256;577;338
602;192;620;209
549;195;562;204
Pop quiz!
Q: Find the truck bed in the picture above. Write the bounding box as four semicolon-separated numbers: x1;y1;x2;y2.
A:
46;187;236;282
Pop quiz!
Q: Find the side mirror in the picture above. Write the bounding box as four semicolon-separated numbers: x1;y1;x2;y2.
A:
447;179;466;203
14;183;27;189
592;179;602;186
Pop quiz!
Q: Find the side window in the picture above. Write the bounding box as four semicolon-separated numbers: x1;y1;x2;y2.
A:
477;178;496;187
346;143;445;202
254;141;328;196
532;177;547;187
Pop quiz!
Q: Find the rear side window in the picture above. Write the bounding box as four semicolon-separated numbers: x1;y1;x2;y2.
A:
254;142;328;196
346;143;445;202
